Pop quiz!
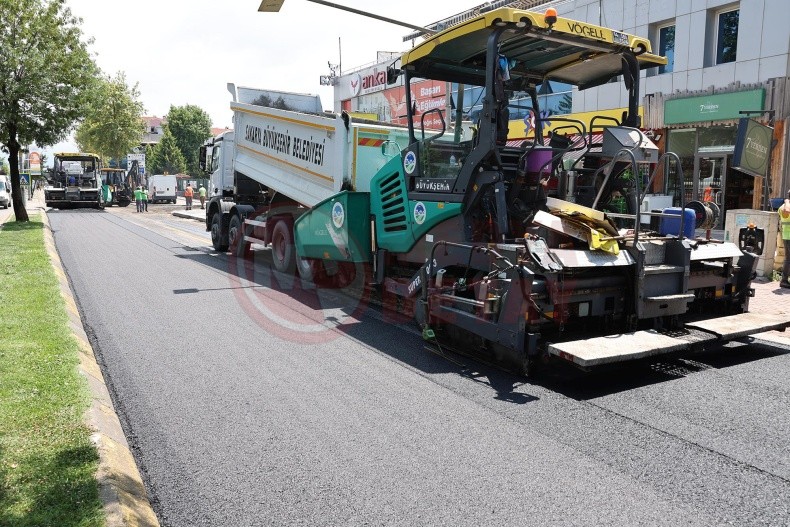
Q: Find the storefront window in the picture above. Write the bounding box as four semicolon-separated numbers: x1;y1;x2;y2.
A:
697;126;736;154
666;129;696;205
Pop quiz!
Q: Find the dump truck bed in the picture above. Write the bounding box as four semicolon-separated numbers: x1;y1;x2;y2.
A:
230;102;411;207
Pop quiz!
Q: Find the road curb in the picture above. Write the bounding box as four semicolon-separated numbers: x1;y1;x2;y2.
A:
172;210;205;222
41;211;160;527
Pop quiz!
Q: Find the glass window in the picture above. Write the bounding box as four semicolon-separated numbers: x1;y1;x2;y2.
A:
697;125;737;153
716;9;738;64
666;129;696;205
658;25;675;74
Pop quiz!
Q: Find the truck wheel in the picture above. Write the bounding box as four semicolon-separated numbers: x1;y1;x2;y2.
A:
271;220;296;274
297;257;327;284
229;215;251;258
211;212;229;252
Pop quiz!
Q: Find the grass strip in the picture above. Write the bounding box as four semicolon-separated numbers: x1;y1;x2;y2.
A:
0;217;104;527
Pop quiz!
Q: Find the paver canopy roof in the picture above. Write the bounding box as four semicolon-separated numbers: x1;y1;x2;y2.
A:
401;8;666;89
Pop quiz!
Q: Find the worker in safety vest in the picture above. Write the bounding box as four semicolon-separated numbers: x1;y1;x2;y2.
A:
142;187;149;212
184;184;194;211
198;184;207;209
780;189;790;289
134;186;143;212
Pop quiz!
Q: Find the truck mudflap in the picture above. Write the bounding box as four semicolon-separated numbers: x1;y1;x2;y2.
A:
548;312;789;369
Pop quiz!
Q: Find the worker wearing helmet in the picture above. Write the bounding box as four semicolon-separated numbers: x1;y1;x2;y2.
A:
779;190;790;289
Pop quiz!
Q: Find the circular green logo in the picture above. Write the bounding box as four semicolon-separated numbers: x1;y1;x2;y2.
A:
331;201;345;229
413;201;426;225
404;151;417;175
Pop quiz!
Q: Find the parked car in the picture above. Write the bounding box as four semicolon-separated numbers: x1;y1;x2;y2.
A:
0;176;10;209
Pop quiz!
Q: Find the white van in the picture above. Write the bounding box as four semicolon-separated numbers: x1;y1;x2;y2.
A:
148;174;177;204
0;176;10;209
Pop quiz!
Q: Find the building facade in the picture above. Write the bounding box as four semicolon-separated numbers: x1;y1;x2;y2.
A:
332;0;790;226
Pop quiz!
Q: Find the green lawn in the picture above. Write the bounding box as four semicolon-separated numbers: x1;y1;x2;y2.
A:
0;217;104;527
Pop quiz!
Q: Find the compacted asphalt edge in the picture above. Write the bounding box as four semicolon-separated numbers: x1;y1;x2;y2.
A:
41;207;160;527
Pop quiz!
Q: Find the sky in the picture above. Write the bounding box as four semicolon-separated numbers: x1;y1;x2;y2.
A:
36;0;486;159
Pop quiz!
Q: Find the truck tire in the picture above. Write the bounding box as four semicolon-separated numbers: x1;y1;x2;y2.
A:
297;256;324;284
211;212;229;252
271;219;296;274
229;215;251;258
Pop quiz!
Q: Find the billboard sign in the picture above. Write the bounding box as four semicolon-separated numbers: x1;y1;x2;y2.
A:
664;89;765;125
29;152;41;173
732;118;773;178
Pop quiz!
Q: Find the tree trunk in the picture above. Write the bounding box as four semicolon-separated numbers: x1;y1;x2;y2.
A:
7;138;30;222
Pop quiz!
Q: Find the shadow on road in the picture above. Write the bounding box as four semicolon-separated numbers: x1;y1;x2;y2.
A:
171;240;790;402
172;245;542;405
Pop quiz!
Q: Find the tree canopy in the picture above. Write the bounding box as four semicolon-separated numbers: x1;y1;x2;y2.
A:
75;72;145;167
165;105;212;176
0;0;98;221
149;128;186;176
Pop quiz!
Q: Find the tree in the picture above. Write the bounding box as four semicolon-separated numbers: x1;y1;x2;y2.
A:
149;128;186;176
0;0;98;222
557;93;573;114
75;72;145;167
165;105;212;176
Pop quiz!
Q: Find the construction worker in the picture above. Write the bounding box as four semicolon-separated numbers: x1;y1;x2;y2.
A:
184;183;194;210
142;187;149;212
198;184;207;209
779;189;790;289
134;186;143;212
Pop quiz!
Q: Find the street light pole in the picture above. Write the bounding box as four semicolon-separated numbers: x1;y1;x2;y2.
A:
258;0;436;36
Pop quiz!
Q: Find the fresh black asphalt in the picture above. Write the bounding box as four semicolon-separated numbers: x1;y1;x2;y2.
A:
49;209;790;526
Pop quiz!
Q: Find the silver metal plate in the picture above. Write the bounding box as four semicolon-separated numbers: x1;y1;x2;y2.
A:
689;242;743;261
548;330;690;368
685;312;790;339
551;248;635;268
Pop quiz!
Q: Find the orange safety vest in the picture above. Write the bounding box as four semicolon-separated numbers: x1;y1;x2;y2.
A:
184;187;194;198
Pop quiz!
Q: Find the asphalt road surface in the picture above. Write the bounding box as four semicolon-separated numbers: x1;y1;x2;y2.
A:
49;207;790;526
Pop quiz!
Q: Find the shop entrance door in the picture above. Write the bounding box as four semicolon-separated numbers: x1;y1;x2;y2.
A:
693;155;727;229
